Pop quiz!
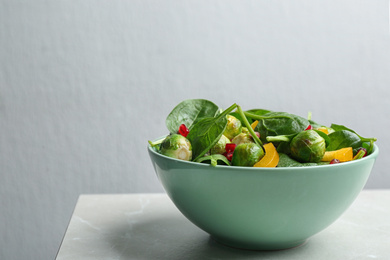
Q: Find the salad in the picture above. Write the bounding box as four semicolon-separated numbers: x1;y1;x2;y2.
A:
149;99;377;167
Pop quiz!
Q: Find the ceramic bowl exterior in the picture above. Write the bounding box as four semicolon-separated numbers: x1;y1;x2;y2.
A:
148;142;378;250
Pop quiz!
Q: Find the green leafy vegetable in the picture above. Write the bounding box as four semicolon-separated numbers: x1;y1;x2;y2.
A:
247;109;272;116
244;111;310;143
195;154;231;166
326;130;362;152
277;153;329;167
187;103;237;161
363;140;375;155
330;124;377;143
166;99;220;134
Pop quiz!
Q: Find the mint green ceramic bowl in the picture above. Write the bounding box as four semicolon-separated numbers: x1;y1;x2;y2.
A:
148;141;379;250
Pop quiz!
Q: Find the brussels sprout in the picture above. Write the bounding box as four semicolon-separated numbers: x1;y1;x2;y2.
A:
223;115;242;140
290;130;326;163
160;134;192;161
241;127;250;134
211;134;231;155
231;143;264;167
231;133;254;146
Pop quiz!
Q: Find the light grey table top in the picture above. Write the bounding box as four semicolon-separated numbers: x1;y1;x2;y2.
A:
56;190;390;260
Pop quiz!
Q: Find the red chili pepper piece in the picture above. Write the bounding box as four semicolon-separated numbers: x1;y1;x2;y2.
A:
305;125;313;130
178;124;189;137
330;159;341;164
225;143;236;154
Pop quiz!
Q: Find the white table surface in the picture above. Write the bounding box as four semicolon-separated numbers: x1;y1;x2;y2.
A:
56;190;390;260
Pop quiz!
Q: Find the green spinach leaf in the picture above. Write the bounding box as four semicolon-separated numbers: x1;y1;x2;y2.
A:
330;124;377;143
195;154;231;166
326;130;362;151
362;139;375;155
187;103;237;161
166;99;220;134
244;111;310;143
247;109;272;116
277;153;329;167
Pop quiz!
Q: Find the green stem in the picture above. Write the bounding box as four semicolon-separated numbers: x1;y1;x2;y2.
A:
148;137;165;148
237;105;263;146
210;158;217;167
266;135;292;143
360;137;377;143
366;139;375;155
353;149;366;160
307;111;312;121
219;103;238;119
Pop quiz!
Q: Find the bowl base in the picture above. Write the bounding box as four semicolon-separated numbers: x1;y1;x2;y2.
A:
211;236;307;251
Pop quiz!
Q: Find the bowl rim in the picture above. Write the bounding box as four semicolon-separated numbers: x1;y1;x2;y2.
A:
148;136;379;171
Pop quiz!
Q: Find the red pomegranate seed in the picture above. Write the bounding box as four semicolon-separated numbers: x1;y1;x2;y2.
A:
305;125;313;130
330;159;341;164
225;143;236;154
224;152;234;161
178;124;189;137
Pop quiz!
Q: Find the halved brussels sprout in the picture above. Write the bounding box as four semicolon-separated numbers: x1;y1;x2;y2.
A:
211;134;231;155
160;134;192;161
223;115;242;140
231;133;254;146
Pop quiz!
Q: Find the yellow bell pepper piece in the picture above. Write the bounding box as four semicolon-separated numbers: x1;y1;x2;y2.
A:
254;142;279;167
316;127;329;135
321;147;353;162
251;120;259;130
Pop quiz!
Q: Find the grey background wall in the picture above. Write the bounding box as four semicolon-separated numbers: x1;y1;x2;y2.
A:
1;0;389;259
